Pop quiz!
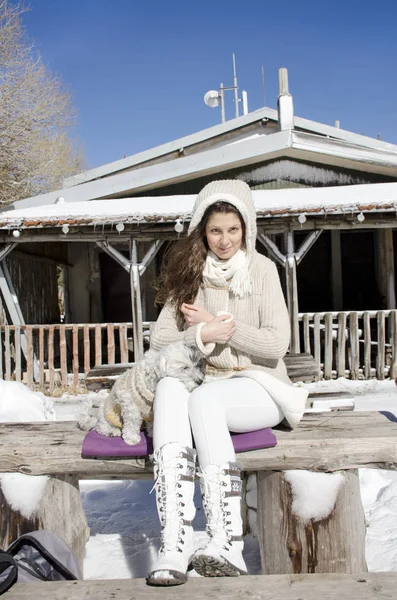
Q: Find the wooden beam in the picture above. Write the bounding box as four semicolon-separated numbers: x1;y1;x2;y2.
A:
0;263;39;379
95;241;130;273
256;232;286;266
0;243;17;261
284;232;299;353
295;230;323;265
139;240;163;275
331;231;343;310
130;240;144;361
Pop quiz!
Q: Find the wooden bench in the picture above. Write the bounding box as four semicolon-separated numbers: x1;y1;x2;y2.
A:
1;410;397;577
3;572;397;599
85;352;320;391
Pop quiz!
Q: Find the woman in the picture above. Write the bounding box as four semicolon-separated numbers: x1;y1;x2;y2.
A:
147;180;308;586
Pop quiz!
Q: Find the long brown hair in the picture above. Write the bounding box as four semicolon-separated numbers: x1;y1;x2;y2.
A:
155;201;245;310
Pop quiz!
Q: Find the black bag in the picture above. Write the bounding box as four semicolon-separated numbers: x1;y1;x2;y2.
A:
0;530;81;595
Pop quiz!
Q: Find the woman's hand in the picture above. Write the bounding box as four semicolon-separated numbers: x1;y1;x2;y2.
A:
181;303;214;327
200;315;236;344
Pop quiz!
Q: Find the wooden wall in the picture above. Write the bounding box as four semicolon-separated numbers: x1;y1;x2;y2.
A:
3;242;67;325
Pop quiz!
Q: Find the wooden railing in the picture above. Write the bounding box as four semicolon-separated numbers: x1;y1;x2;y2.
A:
0;322;152;393
298;310;397;380
1;311;397;392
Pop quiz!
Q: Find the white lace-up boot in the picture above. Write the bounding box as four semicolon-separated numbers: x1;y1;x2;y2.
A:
146;443;196;586
192;462;247;577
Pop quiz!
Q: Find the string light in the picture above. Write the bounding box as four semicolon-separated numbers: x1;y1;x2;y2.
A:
12;230;20;238
116;222;125;232
357;212;365;222
174;219;184;233
62;224;69;234
298;214;306;224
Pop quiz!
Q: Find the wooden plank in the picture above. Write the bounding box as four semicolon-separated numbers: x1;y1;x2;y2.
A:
363;311;371;379
72;325;79;390
257;470;366;574
39;327;45;390
313;313;321;370
48;325;55;394
1;412;397;478
349;312;359;379
85;362;134;391
119;323;129;363
283;353;319;383
95;324;102;366
336;312;346;378
107;323;115;364
3;573;397;600
302;314;310;354
59;326;67;388
390;310;397;379
26;326;33;386
4;324;10;380
324;313;333;380
0;325;3;379
83;324;90;375
14;324;21;382
377;311;386;380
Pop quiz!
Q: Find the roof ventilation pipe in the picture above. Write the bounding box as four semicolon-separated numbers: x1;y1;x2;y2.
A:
278;68;294;131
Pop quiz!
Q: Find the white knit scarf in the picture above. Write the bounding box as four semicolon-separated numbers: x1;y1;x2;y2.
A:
203;249;252;298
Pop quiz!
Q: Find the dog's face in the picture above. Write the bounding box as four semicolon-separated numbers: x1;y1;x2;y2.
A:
156;343;204;392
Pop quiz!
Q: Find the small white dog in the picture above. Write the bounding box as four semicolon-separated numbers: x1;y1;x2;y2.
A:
79;342;204;445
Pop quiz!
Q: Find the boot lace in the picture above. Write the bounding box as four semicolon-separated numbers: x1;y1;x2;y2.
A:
151;453;191;554
198;470;233;551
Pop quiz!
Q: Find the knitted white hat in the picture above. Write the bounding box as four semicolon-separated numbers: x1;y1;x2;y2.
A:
188;179;257;265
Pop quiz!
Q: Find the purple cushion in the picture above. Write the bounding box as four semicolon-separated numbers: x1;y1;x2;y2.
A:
81;428;276;459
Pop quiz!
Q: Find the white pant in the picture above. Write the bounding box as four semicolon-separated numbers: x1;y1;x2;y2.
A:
153;376;284;468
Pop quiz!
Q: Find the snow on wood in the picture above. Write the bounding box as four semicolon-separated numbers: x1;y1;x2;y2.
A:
283;470;345;523
3;180;397;230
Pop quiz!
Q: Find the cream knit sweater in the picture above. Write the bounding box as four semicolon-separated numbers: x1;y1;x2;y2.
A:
151;251;291;385
151;179;308;428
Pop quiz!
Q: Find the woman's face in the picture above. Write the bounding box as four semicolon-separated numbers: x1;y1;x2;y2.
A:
205;212;244;261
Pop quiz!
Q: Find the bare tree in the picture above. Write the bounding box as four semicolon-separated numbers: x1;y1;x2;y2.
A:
0;1;84;205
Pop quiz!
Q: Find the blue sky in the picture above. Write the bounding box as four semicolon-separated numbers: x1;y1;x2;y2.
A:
25;0;397;170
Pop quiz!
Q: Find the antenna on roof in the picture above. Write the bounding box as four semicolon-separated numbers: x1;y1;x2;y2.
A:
261;65;265;106
204;54;248;123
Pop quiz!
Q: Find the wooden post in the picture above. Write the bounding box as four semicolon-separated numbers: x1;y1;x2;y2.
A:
0;475;90;575
377;311;386;380
256;470;367;574
375;229;396;309
285;233;299;354
390;310;397;379
324;313;333;380
363;312;371;379
349;312;360;379
331;231;343;310
336;312;347;378
130;240;144;361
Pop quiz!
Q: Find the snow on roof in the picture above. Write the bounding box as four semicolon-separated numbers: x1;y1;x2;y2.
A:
2;182;397;230
10;130;397;212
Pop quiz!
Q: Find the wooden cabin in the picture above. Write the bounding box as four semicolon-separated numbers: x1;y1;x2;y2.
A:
1;70;397;390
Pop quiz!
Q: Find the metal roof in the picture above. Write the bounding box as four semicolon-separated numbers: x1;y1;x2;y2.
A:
63;106;397;188
9;130;397;212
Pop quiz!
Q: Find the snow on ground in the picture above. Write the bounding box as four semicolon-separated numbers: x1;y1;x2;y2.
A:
2;378;397;578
